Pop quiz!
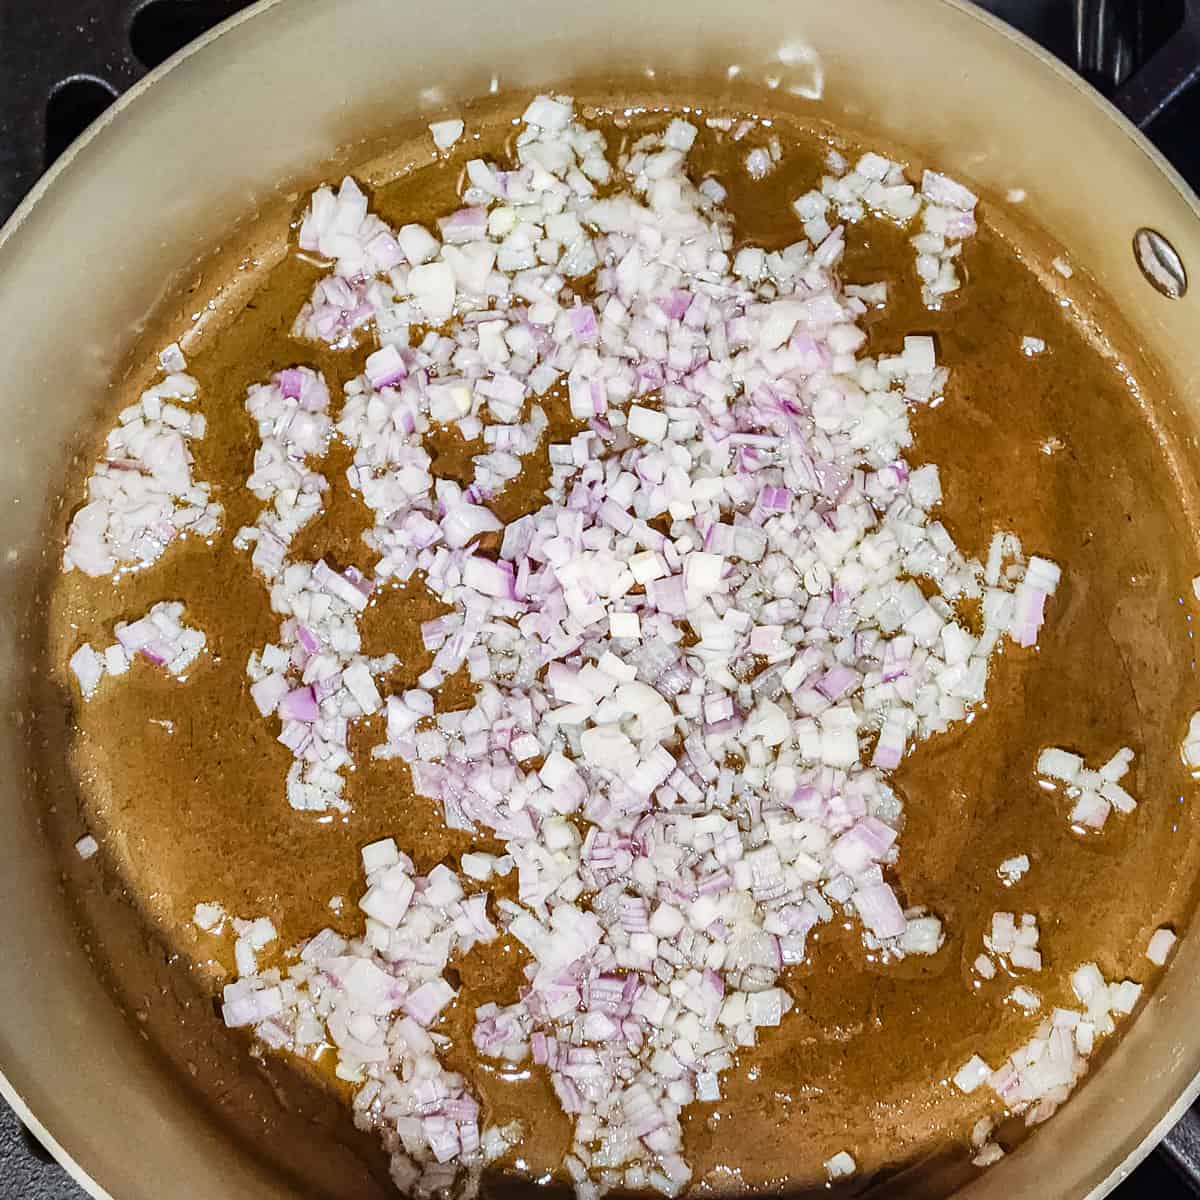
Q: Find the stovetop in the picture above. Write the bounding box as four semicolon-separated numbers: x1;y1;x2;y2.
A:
2;0;1199;1196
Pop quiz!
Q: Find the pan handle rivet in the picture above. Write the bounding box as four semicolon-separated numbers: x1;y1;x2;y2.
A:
1134;228;1188;299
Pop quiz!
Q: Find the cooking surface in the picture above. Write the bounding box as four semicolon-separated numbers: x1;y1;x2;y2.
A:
6;2;1200;1199
35;86;1200;1198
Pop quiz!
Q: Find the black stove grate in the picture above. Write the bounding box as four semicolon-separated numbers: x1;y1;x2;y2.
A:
2;1;1200;1197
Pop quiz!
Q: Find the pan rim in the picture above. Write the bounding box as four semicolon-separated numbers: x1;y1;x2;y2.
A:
3;1;1199;1197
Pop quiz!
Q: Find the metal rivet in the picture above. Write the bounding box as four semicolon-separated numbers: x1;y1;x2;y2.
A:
1134;228;1188;299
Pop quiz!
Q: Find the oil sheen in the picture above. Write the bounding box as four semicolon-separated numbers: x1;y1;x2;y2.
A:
41;92;1200;1198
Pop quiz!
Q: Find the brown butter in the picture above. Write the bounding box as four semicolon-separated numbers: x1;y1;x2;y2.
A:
41;95;1200;1197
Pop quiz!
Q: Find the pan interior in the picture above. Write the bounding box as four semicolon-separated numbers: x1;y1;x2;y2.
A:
37;83;1200;1198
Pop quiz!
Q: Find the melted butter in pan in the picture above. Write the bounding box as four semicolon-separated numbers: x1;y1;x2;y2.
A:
42;96;1200;1196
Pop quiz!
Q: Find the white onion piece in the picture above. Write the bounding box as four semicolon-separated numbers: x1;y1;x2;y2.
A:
997;854;1030;886
69;644;104;698
973;955;996;981
1009;986;1041;1012
973;1143;1005;1167
430;119;466;151
244;557;397;813
953;1055;992;1094
1183;711;1200;773
64;369;221;576
223;853;506;1194
1036;745;1137;831
824;1151;857;1179
791;154;977;310
233;367;332;580
158;342;187;373
744;147;774;181
1146;927;1177;966
193;901;226;933
69;601;206;700
234;370;397;812
982;959;1142;1127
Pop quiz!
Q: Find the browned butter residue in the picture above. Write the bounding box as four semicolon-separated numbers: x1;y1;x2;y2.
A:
39;90;1200;1199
